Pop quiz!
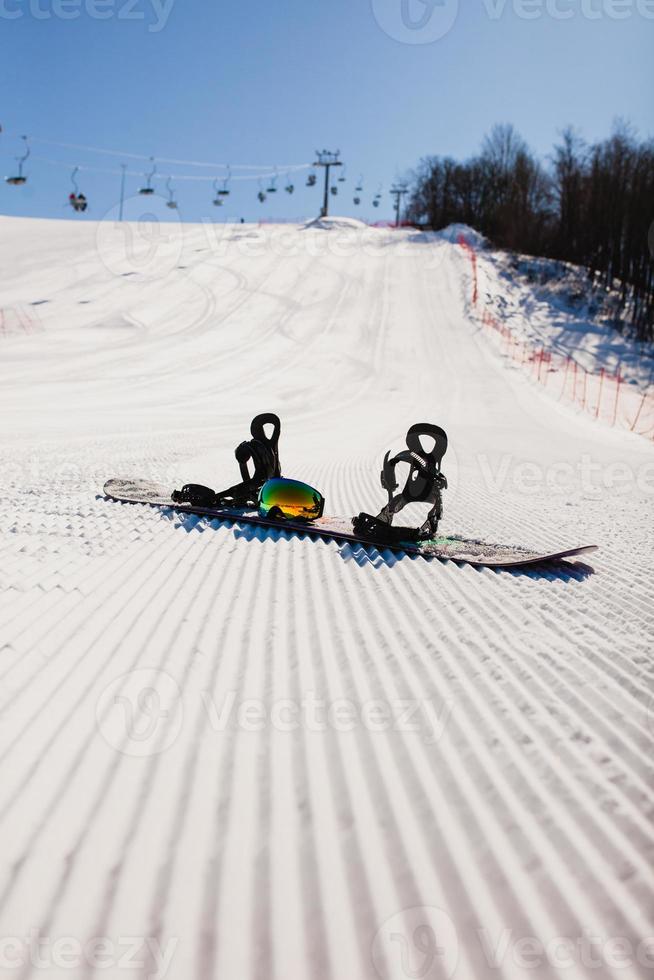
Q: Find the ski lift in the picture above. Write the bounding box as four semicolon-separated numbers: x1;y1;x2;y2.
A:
306;172;317;188
372;198;380;208
330;185;338;196
373;183;382;207
139;157;156;195
218;166;231;196
355;174;363;192
284;173;294;194
68;166;88;212
166;177;178;209
5;135;29;186
266;170;278;194
338;166;347;184
212;180;224;206
353;196;361;206
257;180;267;203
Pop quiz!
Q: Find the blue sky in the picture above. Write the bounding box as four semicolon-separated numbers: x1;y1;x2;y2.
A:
1;0;652;223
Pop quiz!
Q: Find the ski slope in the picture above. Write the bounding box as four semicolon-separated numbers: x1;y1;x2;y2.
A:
0;215;652;980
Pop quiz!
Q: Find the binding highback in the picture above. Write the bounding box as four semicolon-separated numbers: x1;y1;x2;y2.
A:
235;413;281;484
172;412;282;510
354;423;448;543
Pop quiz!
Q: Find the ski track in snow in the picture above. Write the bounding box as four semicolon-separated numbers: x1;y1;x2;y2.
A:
0;217;652;980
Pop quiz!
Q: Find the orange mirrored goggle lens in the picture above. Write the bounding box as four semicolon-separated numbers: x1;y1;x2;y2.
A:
258;478;325;521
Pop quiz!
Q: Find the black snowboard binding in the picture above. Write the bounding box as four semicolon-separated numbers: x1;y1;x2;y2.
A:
353;423;448;545
172;413;281;509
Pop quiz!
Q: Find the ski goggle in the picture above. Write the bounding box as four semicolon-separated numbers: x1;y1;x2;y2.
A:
258;478;325;521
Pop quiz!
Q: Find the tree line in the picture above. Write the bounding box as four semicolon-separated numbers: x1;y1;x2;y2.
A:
406;123;654;341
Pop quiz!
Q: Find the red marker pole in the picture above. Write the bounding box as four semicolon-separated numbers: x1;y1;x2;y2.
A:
595;368;605;420
612;368;623;427
630;390;649;432
560;356;571;401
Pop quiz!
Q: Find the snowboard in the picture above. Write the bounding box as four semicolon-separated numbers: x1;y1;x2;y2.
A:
103;479;598;569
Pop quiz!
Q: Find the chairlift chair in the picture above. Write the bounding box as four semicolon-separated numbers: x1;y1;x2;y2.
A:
139;157;156;195
69;193;88;213
306;172;317;187
218;167;231;196
212;180;224;206
5;135;29;186
68;167;88;212
166;177;178;209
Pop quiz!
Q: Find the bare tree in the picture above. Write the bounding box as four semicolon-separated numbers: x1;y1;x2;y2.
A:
406;122;654;340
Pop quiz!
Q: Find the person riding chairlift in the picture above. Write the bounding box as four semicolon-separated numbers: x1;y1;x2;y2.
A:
69;192;88;213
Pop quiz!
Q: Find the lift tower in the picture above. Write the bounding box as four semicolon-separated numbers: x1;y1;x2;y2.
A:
390;184;409;228
313;150;343;218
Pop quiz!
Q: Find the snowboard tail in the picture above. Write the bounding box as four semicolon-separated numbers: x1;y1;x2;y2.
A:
103;479;598;569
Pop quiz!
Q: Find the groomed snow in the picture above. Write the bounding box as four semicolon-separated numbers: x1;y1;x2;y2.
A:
0;216;652;980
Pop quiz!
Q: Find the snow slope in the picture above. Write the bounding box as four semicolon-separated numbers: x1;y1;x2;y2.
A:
473;243;654;394
0;216;652;980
